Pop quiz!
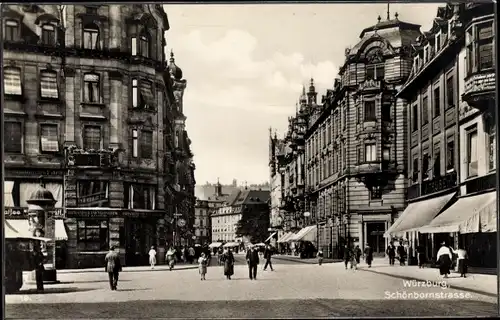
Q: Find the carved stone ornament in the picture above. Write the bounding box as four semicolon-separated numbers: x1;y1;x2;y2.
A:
366;48;384;63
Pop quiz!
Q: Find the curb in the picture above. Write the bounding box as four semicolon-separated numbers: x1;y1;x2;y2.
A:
359;267;497;298
273;256;342;265
57;265;199;274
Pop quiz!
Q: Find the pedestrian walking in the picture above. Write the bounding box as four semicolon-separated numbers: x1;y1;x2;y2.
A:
416;245;426;268
222;248;235;280
364;243;373;267
246;245;260;280
166;247;176;271
263;244;274;271
104;246;122;291
317;249;324;266
188;246;196;264
397;242;406;266
437;242;453;278
386;243;396;266
352;245;362;270
148;246;157;269
343;244;351;269
453;246;468;278
198;253;208;280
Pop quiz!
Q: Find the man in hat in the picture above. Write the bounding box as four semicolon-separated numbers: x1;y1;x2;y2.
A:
246;244;260;280
105;246;122;290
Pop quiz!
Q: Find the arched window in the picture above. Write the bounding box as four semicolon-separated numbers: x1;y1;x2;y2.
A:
139;29;150;58
365;47;385;80
83;23;100;50
41;24;56;46
83;73;101;103
4;19;19;41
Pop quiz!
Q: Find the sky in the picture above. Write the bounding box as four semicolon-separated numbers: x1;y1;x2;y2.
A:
163;3;443;186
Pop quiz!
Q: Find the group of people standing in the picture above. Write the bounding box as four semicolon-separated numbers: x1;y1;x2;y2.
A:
341;243;374;270
385;242;408;266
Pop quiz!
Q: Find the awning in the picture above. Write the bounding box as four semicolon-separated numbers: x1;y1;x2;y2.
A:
265;232;277;242
5;219;51;241
209;242;223;248
384;192;456;238
417;191;496;234
55;219;68;240
278;232;293;243
288;225;317;242
223;242;240;247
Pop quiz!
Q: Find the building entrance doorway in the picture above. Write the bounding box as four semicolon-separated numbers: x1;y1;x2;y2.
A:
124;218;155;266
366;222;386;256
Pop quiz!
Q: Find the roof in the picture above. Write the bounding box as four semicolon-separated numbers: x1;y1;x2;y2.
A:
242;190;270;205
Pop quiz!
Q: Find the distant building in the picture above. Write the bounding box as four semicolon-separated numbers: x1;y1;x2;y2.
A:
194;199;210;245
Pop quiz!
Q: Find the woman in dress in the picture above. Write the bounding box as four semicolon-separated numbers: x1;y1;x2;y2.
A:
198;253;208;280
453;246;468;278
148;246;157;269
436;242;453;278
166;247;176;271
222;248;235;280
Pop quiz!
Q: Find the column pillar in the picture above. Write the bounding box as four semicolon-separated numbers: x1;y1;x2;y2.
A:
109;75;122;149
109;5;121;50
64;68;76;146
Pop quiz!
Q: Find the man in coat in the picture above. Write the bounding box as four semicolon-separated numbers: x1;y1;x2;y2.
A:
364;243;373;268
105;246;122;290
263;244;274;271
246;245;260;280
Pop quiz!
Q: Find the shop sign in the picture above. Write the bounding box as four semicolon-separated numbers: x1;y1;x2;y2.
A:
66;209;120;218
6;169;63;177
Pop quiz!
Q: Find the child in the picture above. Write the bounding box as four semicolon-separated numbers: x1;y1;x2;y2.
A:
198;253;208;280
317;249;324;266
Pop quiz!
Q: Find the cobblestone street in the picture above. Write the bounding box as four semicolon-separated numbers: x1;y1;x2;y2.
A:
6;261;497;318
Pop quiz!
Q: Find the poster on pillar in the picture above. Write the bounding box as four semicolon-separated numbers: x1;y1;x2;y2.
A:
44;210;56;267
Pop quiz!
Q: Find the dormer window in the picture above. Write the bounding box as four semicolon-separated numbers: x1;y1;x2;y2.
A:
4;19;19;41
83;23;100;50
436;32;441;51
41;24;56;46
424;45;430;63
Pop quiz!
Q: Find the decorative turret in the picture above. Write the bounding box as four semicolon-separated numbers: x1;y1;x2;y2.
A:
307;78;317;106
169;50;183;80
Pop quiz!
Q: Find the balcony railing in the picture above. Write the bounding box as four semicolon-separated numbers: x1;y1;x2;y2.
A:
463;70;496;107
465;173;496;194
421;171;458;196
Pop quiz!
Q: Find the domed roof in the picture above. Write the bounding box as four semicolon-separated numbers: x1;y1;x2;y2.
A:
27;184;56;205
169;50;183;80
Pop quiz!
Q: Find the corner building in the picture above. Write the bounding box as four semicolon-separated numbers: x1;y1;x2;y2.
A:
305;15;421;257
2;4;192;268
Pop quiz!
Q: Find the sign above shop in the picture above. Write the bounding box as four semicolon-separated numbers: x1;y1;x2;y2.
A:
6;169;63;178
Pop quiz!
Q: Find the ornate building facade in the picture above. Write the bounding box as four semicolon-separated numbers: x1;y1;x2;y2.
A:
2;4;195;268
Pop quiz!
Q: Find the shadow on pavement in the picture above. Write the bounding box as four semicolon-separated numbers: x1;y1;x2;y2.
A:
11;287;97;295
59;280;132;284
5;298;497;318
116;288;150;292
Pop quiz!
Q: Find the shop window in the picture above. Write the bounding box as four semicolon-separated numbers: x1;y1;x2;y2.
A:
77;219;109;251
40;124;59;152
433;87;440;117
83;23;100;50
83;73;101;103
83;125;101;150
365;143;376;162
40;70;58;99
41;24;56;46
4;122;22;153
446;139;455;172
77;180;109;207
466;129;478;177
370;186;382;200
422;95;429;125
4;67;22;96
4;19;19;41
364;101;376;122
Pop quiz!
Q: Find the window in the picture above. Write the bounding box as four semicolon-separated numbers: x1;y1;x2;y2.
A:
467;129;478;177
412;158;419;182
382;148;390;161
364;101;376;121
365;143;376;162
77;181;109;207
357;148;362;164
139;30;150;58
41;24;56;46
83;126;101;150
327;124;331;144
422;153;429;180
40;124;59;152
446;139;455;171
132;79;138;107
446;76;454;109
357;105;362;124
424;46;429;63
140;130;153;158
132;129;138;157
370;186;382;200
4;67;22;95
126;184;156;210
77;219;109;251
83;23;100;50
477;22;494;71
4;122;22;153
138;80;154;110
381;103;391;121
131;37;137;55
4;20;19;41
83;73;101;103
433;87;440;117
366;63;385;80
422;96;429;125
40;70;58;99
433;148;441;177
486;120;496;171
412;104;418;132
436;33;441;51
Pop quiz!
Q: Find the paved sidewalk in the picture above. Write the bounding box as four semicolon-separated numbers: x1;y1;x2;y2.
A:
273;254;341;264
57;263;198;274
359;263;497;297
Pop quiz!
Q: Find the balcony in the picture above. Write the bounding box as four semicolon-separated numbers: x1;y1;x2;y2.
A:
421;171;458;197
462;70;495;109
66;146;116;168
465;172;496;194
